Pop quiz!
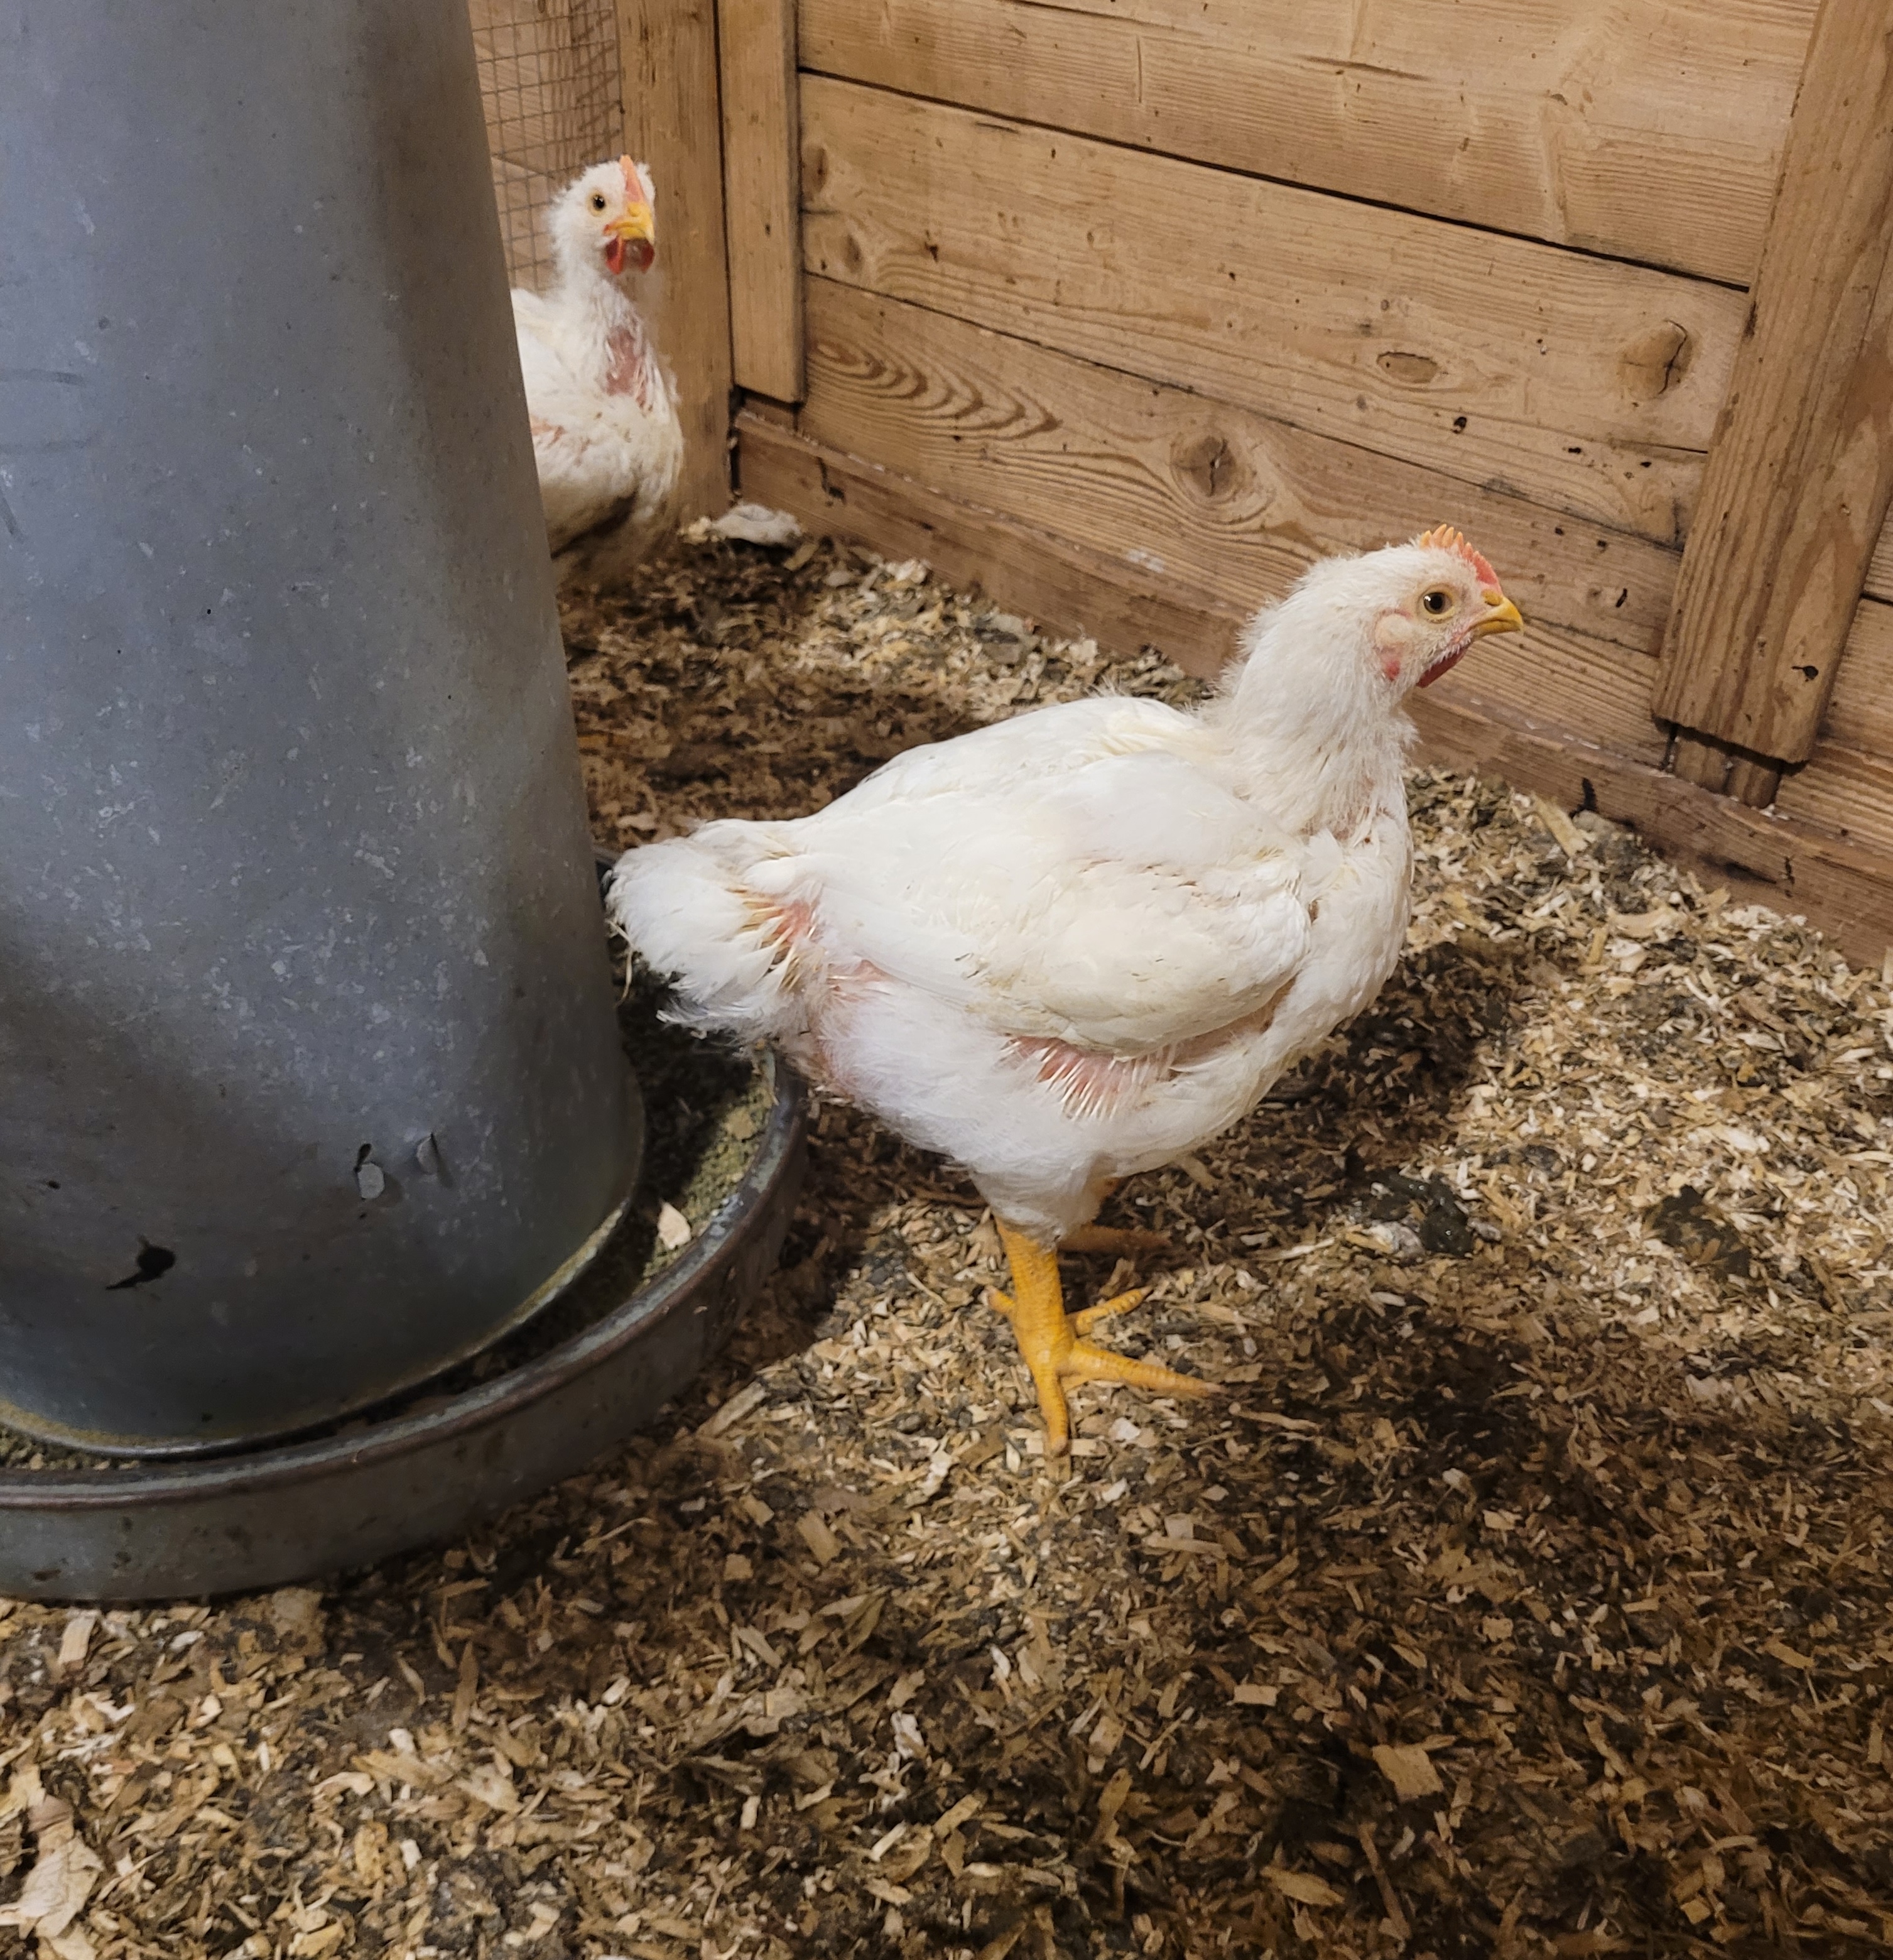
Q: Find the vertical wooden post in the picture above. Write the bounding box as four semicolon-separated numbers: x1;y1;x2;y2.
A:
719;0;805;403
1652;0;1893;805
617;0;735;520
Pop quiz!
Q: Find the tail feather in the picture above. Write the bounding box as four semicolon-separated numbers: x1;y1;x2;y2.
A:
605;825;810;1046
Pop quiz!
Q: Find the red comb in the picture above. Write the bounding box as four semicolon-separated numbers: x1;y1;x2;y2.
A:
619;155;648;204
1414;523;1499;588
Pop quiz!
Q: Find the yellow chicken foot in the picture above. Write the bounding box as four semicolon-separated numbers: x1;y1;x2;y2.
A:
987;1220;1212;1454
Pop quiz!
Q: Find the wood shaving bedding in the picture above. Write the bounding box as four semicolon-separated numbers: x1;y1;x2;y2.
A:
3;535;1889;1960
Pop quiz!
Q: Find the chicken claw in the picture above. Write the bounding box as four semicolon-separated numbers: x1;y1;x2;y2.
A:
1060;1222;1173;1256
989;1221;1213;1454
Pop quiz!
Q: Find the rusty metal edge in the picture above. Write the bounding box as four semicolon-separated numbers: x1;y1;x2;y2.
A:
0;1058;806;1604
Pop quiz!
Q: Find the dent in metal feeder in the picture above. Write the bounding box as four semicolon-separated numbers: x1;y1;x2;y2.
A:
0;0;637;1454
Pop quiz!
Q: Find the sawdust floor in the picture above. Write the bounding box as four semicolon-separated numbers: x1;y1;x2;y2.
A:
4;534;1893;1960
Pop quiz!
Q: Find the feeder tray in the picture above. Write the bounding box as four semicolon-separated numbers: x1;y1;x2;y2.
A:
0;1055;805;1604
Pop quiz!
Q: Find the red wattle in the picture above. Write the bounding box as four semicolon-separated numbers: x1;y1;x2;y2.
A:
1417;644;1468;689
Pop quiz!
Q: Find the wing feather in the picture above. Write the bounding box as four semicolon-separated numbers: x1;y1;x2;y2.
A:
764;725;1319;1052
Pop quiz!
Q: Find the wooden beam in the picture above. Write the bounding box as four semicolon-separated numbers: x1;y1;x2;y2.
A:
1652;0;1893;787
1410;704;1893;974
801;0;1813;289
1668;732;1784;807
736;406;1247;674
738;410;1893;969
795;277;1672;762
1775;734;1893;857
1866;505;1893;599
617;0;734;520
1822;593;1893;753
800;77;1748;548
719;0;805;401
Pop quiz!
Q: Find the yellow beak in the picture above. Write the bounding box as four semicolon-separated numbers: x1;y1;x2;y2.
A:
1473;590;1524;637
609;202;656;244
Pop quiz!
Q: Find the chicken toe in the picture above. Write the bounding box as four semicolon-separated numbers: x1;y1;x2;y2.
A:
1060;1222;1173;1256
1070;1288;1153;1334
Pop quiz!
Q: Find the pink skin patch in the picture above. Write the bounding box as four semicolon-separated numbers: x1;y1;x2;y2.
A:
756;896;815;957
604;323;658;405
1012;1037;1173;1121
1011;994;1286;1122
1374;609;1415;683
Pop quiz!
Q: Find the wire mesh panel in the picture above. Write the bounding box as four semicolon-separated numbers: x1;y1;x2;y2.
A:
470;0;624;291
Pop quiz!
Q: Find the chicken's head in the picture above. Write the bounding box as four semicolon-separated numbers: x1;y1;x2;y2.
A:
1363;525;1523;697
1225;526;1523;763
552;156;657;281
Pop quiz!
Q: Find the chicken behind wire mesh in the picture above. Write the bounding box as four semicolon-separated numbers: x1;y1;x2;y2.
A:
513;156;683;589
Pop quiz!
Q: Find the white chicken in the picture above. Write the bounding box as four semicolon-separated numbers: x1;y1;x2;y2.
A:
609;530;1524;1451
512;156;684;587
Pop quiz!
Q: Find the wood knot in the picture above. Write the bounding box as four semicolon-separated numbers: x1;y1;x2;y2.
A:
1375;351;1440;386
1173;432;1241;503
1617;321;1692;404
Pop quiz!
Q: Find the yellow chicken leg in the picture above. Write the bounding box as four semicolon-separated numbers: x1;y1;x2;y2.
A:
987;1220;1212;1454
1059;1180;1169;1257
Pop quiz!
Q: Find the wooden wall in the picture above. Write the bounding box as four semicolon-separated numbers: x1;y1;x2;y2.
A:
722;0;1893;968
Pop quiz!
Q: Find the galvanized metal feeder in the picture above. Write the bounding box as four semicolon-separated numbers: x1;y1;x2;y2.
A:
0;0;793;1596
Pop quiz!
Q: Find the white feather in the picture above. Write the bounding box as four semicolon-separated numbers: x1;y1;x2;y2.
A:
704;503;803;548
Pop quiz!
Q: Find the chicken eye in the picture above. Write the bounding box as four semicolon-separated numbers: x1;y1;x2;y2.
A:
1420;589;1454;617
590;193;608;210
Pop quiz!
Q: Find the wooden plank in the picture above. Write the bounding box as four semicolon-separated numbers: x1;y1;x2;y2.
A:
1823;596;1893;756
618;0;734;519
1409;700;1893;971
1774;738;1893;857
737;407;1248;673
737;410;1893;967
1666;731;1783;807
800;78;1748;547
720;0;806;400
795;278;1670;760
1866;510;1893;601
799;280;1676;653
800;0;1812;288
1652;0;1893;774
